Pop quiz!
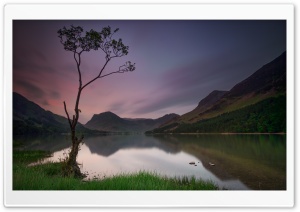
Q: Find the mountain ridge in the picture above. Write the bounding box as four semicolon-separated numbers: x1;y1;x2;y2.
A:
13;92;180;134
148;51;286;133
13;92;103;135
85;111;179;133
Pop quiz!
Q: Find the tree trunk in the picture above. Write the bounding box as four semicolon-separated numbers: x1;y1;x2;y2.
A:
62;87;85;178
63;129;85;178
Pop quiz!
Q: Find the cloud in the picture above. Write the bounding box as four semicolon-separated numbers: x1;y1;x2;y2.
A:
130;60;222;115
16;80;52;107
50;91;61;99
13;47;52;72
17;80;46;99
33;49;47;62
42;100;50;106
106;100;127;115
131;52;259;116
131;85;205;116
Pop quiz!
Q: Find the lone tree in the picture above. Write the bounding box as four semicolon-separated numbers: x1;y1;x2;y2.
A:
57;25;135;177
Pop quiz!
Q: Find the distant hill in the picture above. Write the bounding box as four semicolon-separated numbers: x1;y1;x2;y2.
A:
164;90;228;125
85;111;179;133
148;51;286;133
13;92;102;135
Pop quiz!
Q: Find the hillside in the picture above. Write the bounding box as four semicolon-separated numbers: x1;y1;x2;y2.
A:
149;51;286;133
147;95;286;133
85;111;179;133
176;90;228;124
13;92;102;135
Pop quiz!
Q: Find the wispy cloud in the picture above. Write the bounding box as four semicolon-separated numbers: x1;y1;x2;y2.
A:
17;80;46;99
50;91;61;100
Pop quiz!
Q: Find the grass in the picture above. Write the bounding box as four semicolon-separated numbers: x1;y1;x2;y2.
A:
13;149;218;190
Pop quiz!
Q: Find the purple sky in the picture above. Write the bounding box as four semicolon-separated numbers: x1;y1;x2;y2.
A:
13;20;286;124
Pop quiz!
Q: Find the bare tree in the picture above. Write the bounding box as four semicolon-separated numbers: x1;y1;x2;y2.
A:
57;25;135;177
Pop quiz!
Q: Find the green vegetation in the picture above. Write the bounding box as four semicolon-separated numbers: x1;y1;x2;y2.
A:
13;150;218;190
149;95;286;133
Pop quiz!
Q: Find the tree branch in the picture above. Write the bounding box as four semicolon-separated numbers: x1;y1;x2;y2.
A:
73;51;83;126
63;101;72;129
73;52;82;66
81;59;110;90
98;70;126;78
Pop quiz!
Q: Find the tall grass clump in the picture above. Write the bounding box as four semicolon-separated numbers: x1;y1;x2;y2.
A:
83;171;218;190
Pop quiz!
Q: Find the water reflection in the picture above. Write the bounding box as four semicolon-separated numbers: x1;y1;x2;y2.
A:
15;134;286;190
152;134;286;190
84;135;180;156
14;134;70;152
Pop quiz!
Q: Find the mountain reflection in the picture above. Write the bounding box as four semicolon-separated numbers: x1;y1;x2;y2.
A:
83;134;181;156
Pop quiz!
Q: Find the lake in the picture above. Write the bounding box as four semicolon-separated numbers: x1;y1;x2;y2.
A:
14;134;286;190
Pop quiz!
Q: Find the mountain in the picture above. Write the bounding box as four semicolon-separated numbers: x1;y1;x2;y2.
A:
148;51;286;133
85;111;179;133
176;90;229;124
13;92;102;135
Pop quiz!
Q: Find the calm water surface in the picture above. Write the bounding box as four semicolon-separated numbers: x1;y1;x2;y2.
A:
14;134;286;190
